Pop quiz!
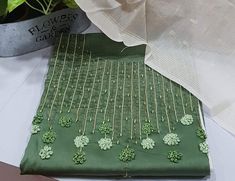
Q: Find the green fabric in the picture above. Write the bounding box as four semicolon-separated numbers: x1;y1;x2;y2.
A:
20;33;210;177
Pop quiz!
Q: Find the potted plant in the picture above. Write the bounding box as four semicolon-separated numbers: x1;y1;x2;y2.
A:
0;0;90;57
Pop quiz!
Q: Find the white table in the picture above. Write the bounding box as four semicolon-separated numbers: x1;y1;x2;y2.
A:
0;24;234;181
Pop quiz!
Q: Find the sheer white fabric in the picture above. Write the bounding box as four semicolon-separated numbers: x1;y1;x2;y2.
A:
75;0;235;135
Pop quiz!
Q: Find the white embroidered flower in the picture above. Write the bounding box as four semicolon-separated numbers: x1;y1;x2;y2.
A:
163;133;180;146
180;114;193;125
31;125;40;134
98;138;112;150
74;135;89;148
141;138;155;149
39;145;53;159
199;141;209;154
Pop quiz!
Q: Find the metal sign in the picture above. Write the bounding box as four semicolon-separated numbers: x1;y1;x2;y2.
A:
0;8;90;57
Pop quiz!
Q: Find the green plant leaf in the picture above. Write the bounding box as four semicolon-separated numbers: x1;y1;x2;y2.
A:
63;0;78;9
0;0;7;16
8;0;26;13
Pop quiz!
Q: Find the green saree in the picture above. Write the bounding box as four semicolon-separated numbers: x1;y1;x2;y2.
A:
20;33;210;177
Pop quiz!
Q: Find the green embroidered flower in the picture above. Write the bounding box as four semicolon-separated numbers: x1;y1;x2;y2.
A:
42;130;56;144
31;125;40;134
163;133;180;146
196;128;207;140
74;135;89;148
119;146;135;162
199;141;209;154
39;145;53;160
33;113;43;125
73;151;86;164
141;137;155;149
142;122;154;135
98;122;112;135
168;150;183;163
59;116;72;128
98;138;112;150
180;114;193;125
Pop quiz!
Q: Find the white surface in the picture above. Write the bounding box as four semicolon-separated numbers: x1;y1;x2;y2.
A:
0;24;235;181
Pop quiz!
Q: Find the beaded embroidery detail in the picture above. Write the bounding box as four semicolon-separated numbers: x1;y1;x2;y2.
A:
168;150;183;163
29;34;209;167
199;142;209;154
180;114;193;125
31;125;40;134
39;146;53;160
163;133;180;146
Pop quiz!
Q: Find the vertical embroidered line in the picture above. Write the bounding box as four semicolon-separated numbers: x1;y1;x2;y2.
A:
189;92;193;111
111;63;120;140
162;76;171;133
104;62;113;121
75;52;91;122
68;34;86;112
197;99;202;127
40;34;63;112
82;58;99;135
170;80;178;122
130;63;134;140
137;63;142;140
152;70;160;133
47;34;71;122
60;35;78;113
93;60;107;133
180;86;186;115
120;63;126;137
144;66;150;120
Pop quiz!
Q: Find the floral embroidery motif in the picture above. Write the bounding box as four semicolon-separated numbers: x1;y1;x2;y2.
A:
31;125;40;134
163;133;180;146
141;138;155;149
142;122;154;135
33;113;43;125
199;142;209;154
74;135;89;148
180;114;193;125
98;122;112;135
168;150;183;163
196;128;207;140
73;151;86;164
59;116;72;128
98;138;112;150
39;145;53;159
119;146;135;162
42;130;56;144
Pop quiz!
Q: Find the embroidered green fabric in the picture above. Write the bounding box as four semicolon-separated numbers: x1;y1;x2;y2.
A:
20;33;210;177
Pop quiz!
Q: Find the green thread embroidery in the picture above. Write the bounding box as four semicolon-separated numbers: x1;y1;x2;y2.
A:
141;137;155;149
180;114;193;125
42;130;56;144
33;113;43;125
196;128;207;140
31;125;40;134
98;138;112;150
59;116;72;128
168;150;183;163
142;122;154;135
98;122;112;135
39;145;53;160
73;151;86;164
119;146;135;162
199;142;209;154
74;135;89;148
163;133;180;146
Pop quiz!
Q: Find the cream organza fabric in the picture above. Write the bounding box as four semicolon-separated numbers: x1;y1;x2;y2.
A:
75;0;235;135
